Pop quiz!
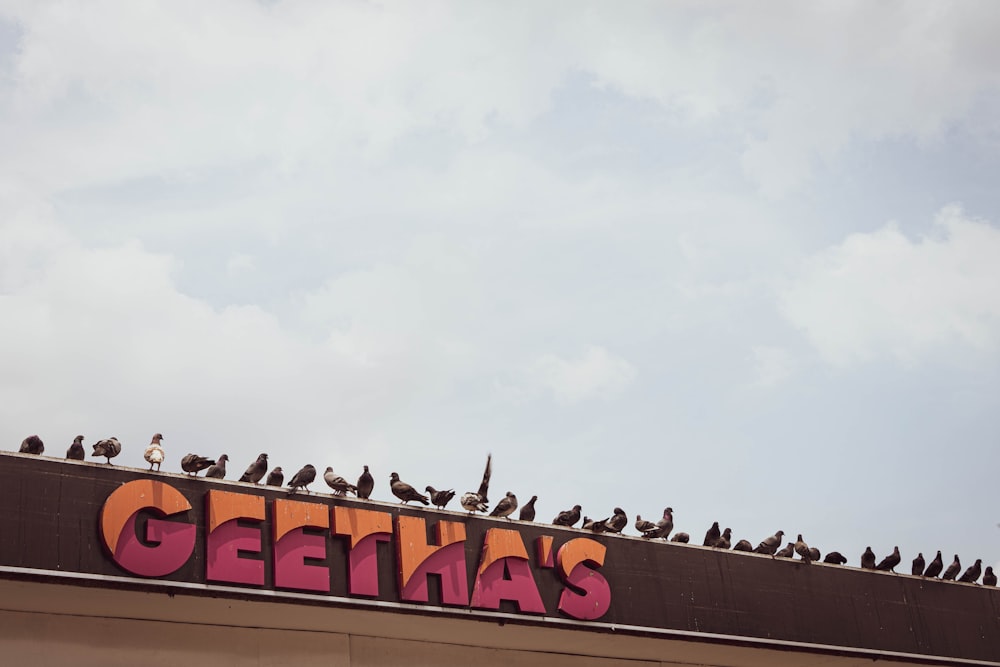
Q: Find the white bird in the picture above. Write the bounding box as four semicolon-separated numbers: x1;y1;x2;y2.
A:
144;433;165;471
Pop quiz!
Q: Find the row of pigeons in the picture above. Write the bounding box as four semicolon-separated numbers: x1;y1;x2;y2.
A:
14;434;997;586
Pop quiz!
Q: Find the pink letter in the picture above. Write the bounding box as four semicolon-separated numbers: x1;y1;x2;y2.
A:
556;538;611;620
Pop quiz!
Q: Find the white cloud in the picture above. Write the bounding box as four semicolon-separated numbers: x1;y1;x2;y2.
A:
225;252;255;276
780;206;1000;366
521;345;637;405
750;345;798;387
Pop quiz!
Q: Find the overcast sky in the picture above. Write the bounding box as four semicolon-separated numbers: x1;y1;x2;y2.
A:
2;2;999;576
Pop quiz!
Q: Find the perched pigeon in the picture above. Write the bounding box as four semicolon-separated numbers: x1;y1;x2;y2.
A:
642;507;673;539
144;434;165;471
911;553;925;576
634;515;657;534
519;495;537;522
923;550;943;578
670;532;690;543
808;547;821;562
712;528;733;550
425;486;456;509
66;435;86;461
876;546;901;572
552;505;582;527
860;547;877;570
489;491;518;519
390;472;429;505
287;464;317;493
265;466;284;486
19;435;44;455
581;516;606;531
356;465;375;500
733;539;754;552
958;559;982;584
324;467;358;495
703;521;721;547
775;542;795;558
794;534;812;562
823;551;847;565
604;507;628;534
239;453;269;484
181;453;216;476
983;566;997;587
91;438;122;464
205;454;229;479
460;454;492;513
942;554;961;581
754;530;784;555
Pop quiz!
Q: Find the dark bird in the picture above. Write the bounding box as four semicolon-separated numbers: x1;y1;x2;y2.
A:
460;454;492;513
958;559;982;584
942;554;961;581
861;547;877;569
712;527;733;550
239;453;269;484
775;542;795;558
983;566;997;586
703;521;721;547
581;516;603;531
19;435;44;455
876;546;901;572
604;507;628;534
287;464;317;493
91;438;122;464
754;530;784;555
733;539;754;552
425;486;455;509
808;547;821;562
552;505;582;527
181;453;215;475
205;454;229;479
356;465;374;500
390;472;429;505
794;534;812;562
66;435;85;461
634;515;657;534
519;495;537;521
643;507;673;539
912;553;925;576
143;434;165;471
823;551;847;565
323;467;357;495
490;491;518;519
670;532;690;543
265;466;284;486
923;551;943;578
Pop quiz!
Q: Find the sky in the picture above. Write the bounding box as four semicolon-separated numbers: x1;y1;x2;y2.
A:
1;2;999;578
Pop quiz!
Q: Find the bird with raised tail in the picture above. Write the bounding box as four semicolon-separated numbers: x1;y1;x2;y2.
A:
390;472;428;505
460;454;492;513
323;467;357;496
239;453;269;484
92;438;122;464
425;486;455;509
144;434;165;471
66;435;85;461
287;464;317;493
489;492;518;519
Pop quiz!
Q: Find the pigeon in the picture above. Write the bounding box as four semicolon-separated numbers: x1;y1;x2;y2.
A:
390;472;429;505
923;550;943;578
794;534;812;562
754;530;784;555
144;434;165;471
287;464;317;493
642;507;673;539
66;435;86;461
703;521;721;547
519;495;537;521
580;516;598;531
911;553;925;576
983;566;997;586
670;532;690;543
324;467;358;495
808;547;821;562
712;528;733;550
634;515;656;533
489;491;518;519
265;466;284;486
91;438;122;464
876;546;901;572
181;453;215;475
19;435;44;455
861;547;877;570
460;454;492;513
552;505;582;527
775;542;795;558
733;539;754;552
823;551;847;565
942;554;961;581
205;454;229;479
356;465;375;500
239;453;269;483
958;559;982;584
425;486;456;509
604;507;628;534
